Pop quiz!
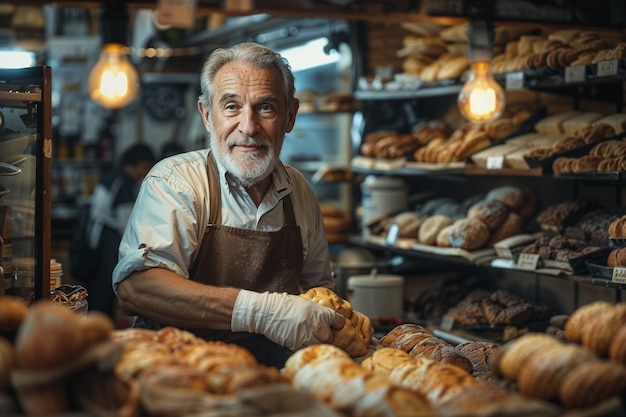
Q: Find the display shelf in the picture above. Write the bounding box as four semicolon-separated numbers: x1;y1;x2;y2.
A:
354;83;462;101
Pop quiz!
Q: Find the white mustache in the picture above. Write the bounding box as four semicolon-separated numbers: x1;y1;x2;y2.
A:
228;137;270;149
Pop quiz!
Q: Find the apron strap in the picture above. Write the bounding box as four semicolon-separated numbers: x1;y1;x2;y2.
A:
207;151;221;226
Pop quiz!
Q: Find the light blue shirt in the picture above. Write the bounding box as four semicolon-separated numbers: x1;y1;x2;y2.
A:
112;149;333;294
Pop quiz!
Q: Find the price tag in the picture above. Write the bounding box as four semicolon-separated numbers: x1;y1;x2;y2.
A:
505;72;524;91
157;0;197;28
495;246;513;259
612;267;626;284
385;223;400;246
517;253;539;271
565;65;586;83
597;60;619;77
486;155;505;170
440;315;455;332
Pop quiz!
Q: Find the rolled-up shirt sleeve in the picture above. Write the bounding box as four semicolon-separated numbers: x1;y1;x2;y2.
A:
112;153;209;294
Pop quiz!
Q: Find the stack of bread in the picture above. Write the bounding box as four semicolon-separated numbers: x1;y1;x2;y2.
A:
553;133;626;174
471;111;625;171
320;204;353;244
300;287;373;357
491;29;626;74
493;301;626;409
363;346;559;416
285;344;435;417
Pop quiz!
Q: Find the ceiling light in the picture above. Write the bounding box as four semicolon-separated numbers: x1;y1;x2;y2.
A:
457;19;505;124
87;0;140;109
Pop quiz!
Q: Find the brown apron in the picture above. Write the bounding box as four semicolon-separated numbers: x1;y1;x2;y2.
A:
185;152;303;367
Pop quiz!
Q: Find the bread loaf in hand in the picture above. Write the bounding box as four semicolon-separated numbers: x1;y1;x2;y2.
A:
301;287;373;357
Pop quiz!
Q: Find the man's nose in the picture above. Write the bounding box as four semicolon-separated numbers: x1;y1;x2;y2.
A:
239;109;260;136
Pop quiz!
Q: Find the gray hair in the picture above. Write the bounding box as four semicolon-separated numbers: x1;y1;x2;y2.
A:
198;42;296;112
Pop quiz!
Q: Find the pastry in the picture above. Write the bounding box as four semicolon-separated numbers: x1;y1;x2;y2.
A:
580;302;626;357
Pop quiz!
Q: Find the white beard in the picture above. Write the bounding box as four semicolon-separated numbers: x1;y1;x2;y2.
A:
209;125;279;188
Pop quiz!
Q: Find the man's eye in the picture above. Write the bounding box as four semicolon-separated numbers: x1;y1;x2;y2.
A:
224;103;238;111
259;104;274;112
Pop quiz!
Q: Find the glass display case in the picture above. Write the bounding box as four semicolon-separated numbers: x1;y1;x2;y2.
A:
0;66;52;303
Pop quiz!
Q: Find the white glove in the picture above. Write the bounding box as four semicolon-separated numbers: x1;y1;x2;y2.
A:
231;290;345;351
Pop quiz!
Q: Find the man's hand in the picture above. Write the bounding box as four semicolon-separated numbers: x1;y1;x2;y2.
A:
231;290;345;351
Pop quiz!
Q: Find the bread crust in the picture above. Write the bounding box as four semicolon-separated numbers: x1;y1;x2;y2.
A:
564;300;613;343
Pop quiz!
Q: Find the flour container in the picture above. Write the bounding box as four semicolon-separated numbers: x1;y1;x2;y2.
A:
346;273;404;323
361;175;407;233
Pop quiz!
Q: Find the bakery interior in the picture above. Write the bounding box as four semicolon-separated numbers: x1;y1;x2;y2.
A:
2;0;626;416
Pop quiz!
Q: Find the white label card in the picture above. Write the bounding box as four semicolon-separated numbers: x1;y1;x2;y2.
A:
612;267;626;284
486;155;504;170
565;65;586;83
385;223;400;246
495;246;513;259
597;60;619;77
517;253;539;271
440;315;455;332
505;72;524;91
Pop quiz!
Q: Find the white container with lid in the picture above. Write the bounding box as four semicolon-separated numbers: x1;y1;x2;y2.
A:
361;175;407;233
346;273;404;322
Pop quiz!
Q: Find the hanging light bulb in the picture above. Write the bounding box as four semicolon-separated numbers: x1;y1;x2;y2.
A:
88;0;139;109
457;18;505;124
458;61;505;123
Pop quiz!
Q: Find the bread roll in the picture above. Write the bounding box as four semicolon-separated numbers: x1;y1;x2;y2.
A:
284;344;350;380
608;324;626;365
300;287;353;319
456;341;502;374
0;295;29;333
564;300;613;343
418;215;453;245
448;218;490;251
517;343;596;400
558;360;626;408
498;333;561;381
292;357;368;402
580;302;626;357
467;199;510;231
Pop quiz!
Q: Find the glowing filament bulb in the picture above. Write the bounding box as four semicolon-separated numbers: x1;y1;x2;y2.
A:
88;43;139;109
457;61;505;124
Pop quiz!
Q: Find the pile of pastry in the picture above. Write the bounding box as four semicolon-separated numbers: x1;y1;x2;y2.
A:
493;301;626;409
445;289;553;330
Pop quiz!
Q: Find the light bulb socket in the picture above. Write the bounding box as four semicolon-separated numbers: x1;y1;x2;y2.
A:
468;19;494;63
100;0;129;46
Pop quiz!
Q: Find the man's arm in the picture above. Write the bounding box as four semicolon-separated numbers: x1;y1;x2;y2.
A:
117;267;237;329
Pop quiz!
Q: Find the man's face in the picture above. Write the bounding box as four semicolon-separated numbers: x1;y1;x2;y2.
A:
198;61;298;187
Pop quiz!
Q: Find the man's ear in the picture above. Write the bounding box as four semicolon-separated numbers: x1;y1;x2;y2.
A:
284;98;299;133
197;100;211;130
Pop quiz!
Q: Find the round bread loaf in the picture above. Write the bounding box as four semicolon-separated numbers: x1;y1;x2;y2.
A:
564;300;613;343
517;343;596;400
284;344;349;380
498;333;562;382
486;186;524;210
467;199;510;231
300;287;353;319
448;218;490;251
609;324;626;364
456;341;501;374
418;214;453;245
488;211;523;246
0;295;29;333
608;216;626;238
580;302;626;357
436;224;454;247
558;360;626;408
